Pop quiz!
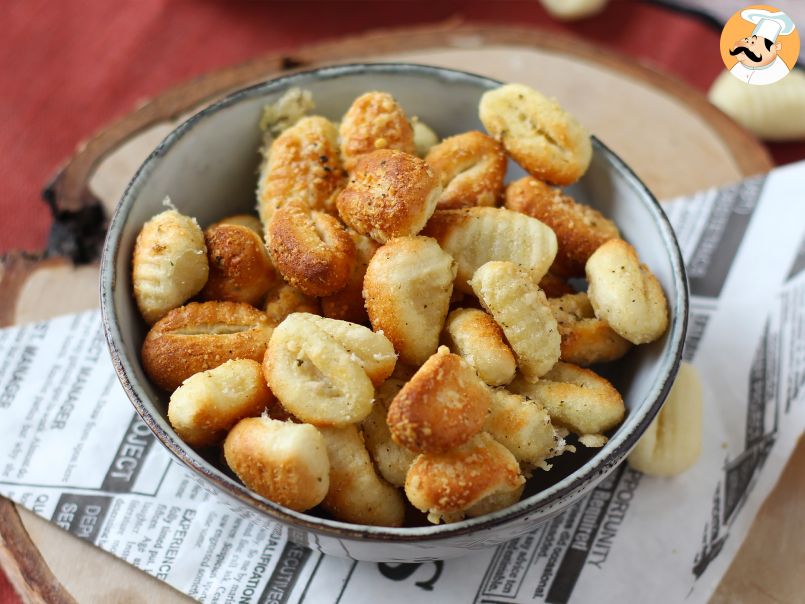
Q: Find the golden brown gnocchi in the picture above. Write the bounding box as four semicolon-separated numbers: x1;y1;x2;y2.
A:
425;131;506;209
387;346;492;453
267;200;356;297
200;224;276;305
336;149;442;244
548;292;632;366
405;432;525;524
257;115;345;229
141;301;273;392
168;359;273;447
505;176;619;277
339;91;416;171
363;236;456;366
509;362;625;444
479;83;592;185
443;308;516;386
485;388;568;469
224;416;329;511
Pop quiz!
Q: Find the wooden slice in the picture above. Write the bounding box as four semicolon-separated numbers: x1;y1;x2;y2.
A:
2;21;793;604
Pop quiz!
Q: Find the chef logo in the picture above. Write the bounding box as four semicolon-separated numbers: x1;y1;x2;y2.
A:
720;5;799;85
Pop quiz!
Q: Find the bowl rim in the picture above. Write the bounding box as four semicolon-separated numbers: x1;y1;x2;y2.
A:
100;62;689;542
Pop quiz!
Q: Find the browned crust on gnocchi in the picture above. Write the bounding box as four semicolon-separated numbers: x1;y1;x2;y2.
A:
510;362;625;437
224;417;329;511
267;201;355;297
339;92;416;171
257;115;346;228
405;432;524;524
425;131;506;209
387;346;492;453
443;308;517;387
201;224;277;305
167;359;274;447
548;293;632;366
336;149;442;244
363;236;456;366
479;83;592;186
141;301;273;392
505;177;619;277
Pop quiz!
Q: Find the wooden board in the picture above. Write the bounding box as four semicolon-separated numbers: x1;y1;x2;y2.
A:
2;22;800;604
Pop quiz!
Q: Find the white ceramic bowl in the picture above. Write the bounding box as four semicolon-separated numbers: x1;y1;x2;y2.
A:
100;63;688;562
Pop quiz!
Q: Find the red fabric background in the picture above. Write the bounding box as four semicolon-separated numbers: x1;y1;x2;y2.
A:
0;1;802;601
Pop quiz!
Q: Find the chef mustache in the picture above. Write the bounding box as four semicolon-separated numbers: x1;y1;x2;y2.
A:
730;46;763;62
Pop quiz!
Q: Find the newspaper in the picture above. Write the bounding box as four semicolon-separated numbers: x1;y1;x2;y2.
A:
2;161;805;603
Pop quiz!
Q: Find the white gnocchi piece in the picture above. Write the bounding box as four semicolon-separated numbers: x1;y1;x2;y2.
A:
132;206;208;325
628;362;702;476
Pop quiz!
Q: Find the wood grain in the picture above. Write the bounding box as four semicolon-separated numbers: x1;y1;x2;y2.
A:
0;22;791;604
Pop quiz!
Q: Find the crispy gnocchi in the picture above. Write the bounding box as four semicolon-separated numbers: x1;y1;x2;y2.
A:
405;432;525;524
132;83;681;528
257;115;345;228
387;346;493;453
505;176;619;276
263;314;382;426
586;239;669;344
485;388;568;469
132;207;209;325
336;149;442;244
443;308;517;386
267;200;356;296
339;91;416;171
424;207;557;293
141;301;273;392
509;362;625;443
479;83;592;185
470;261;561;382
319;425;406;527
168;359;273;447
548;292;632;366
224;416;329;511
363;236;456;365
425;131;506;209
201;224;276;305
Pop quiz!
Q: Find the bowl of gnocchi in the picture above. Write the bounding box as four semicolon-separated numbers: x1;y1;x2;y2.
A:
100;63;688;561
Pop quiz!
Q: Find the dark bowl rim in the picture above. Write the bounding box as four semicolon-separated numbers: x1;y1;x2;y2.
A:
100;62;689;543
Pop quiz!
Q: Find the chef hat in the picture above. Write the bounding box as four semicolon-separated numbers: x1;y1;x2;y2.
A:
741;8;796;43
